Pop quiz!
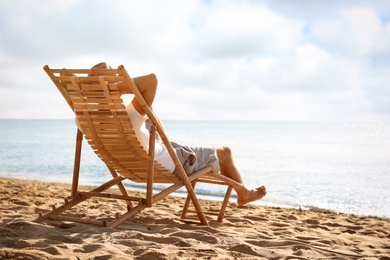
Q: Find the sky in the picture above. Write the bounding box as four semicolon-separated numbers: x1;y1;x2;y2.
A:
0;0;389;121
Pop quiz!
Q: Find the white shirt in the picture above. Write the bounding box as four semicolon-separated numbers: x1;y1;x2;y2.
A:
126;102;175;172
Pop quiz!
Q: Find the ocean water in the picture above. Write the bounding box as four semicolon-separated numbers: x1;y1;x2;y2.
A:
0;119;389;218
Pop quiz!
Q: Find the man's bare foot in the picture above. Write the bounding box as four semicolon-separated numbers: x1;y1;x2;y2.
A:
237;186;266;206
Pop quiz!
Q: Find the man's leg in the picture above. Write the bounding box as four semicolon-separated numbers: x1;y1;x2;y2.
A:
216;146;266;205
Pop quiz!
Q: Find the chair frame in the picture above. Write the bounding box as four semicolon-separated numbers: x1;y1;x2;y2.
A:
39;65;239;228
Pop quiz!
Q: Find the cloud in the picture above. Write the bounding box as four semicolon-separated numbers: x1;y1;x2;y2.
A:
311;7;390;57
0;0;389;121
191;2;303;58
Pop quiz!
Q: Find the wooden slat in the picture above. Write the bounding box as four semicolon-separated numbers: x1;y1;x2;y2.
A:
47;214;107;227
85;117;131;122
76;111;128;117
74;104;125;110
70;97;121;102
80;126;135;132
67;84;121;91
51;69;120;76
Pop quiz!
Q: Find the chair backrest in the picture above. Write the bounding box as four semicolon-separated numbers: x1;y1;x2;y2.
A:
45;66;179;183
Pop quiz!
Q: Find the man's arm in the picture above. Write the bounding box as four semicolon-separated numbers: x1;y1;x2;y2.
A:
119;73;158;116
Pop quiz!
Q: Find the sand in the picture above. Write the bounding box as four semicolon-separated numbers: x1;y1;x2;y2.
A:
0;177;389;260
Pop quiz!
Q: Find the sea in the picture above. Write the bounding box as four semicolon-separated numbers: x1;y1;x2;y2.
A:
0;119;389;218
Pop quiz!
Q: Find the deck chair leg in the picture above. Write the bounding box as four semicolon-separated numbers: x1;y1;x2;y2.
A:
71;129;83;199
108;203;147;228
181;182;233;223
107;166;133;209
39;176;125;223
218;185;233;222
146;125;156;207
181;181;197;221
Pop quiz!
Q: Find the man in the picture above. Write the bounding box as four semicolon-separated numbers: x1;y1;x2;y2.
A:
93;62;266;206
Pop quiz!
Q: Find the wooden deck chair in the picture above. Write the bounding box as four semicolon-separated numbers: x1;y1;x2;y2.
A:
39;65;242;228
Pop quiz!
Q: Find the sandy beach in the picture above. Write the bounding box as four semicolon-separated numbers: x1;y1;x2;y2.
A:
0;177;389;259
